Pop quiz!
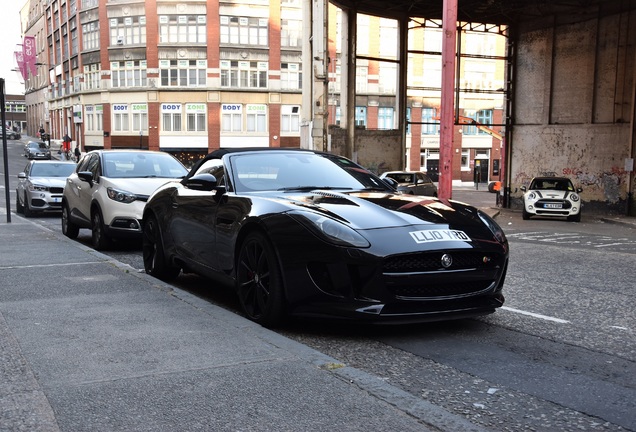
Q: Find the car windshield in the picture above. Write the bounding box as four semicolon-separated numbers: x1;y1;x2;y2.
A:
30;163;76;178
229;152;391;193
386;173;414;183
102;152;188;178
531;178;574;191
29;142;47;150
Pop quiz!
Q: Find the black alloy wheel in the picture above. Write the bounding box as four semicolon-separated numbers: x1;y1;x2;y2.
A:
236;232;285;327
142;213;180;281
91;208;111;250
61;202;79;239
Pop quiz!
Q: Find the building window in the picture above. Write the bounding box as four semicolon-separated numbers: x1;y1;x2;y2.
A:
281;19;302;47
422;108;439;135
220;16;268;46
461;150;470;170
356;65;368;94
131;104;148;132
378;107;394;130
220;61;268;89
162;103;182;132
112;104;130;132
281;105;300;133
83;64;100;90
160;60;206;87
186;103;206;132
110;16;146;46
280;63;301;90
221;104;243;132
355;106;367;127
406;107;411;135
463;109;494;135
111;61;147;88
246;105;267;132
378;62;397;94
82;21;99;51
159;15;206;44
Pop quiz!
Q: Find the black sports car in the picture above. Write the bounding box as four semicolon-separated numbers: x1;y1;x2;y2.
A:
142;148;508;326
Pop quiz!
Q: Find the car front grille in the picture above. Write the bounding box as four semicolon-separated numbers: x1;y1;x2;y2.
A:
535;199;572;209
382;251;504;300
50;187;64;194
384;251;494;273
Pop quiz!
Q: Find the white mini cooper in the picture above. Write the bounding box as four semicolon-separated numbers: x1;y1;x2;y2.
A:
521;176;583;222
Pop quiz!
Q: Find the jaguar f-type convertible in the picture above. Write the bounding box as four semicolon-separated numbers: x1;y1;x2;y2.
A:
142;148;508;327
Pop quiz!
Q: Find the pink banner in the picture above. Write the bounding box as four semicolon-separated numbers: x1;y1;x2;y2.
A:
23;36;37;77
14;51;27;80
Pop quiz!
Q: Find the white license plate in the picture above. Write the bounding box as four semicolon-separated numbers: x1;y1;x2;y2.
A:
544;203;562;209
52;197;61;203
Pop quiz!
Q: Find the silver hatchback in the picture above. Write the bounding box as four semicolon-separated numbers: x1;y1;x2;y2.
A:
16;160;77;217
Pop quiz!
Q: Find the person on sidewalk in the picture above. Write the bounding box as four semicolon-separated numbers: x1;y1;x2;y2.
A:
74;145;81;162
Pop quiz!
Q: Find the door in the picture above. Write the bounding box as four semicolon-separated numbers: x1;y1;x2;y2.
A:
426;159;440;182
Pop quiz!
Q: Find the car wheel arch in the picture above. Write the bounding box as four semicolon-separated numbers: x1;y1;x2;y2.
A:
234;222;286;293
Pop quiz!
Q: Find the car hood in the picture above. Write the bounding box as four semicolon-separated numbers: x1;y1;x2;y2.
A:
269;190;485;230
104;177;183;197
527;190;571;199
29;176;67;187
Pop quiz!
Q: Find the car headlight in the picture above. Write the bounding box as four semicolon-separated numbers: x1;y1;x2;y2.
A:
478;210;507;244
28;184;48;192
107;187;137;204
570;193;580;202
288;210;370;248
527;192;536;200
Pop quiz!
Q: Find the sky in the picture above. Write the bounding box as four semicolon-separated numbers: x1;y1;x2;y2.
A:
0;1;26;95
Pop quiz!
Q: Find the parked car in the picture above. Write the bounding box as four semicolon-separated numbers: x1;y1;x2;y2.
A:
1;127;21;140
16;160;77;217
23;141;51;160
521;176;583;222
61;150;188;250
379;171;438;196
141;148;508;327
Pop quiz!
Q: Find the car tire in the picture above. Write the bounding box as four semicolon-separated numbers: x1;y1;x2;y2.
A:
142;213;181;281
61;202;79;239
23;194;34;218
236;231;285;327
91;208;112;251
567;213;581;222
15;193;24;214
522;208;531;220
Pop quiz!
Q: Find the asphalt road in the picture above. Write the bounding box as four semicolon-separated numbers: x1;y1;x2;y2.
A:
2;136;635;431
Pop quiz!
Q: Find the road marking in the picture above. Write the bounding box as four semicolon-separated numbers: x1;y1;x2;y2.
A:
0;261;105;270
502;306;570;323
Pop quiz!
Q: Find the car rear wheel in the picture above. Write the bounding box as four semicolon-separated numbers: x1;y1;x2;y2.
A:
61;202;79;239
236;232;285;327
142;213;181;281
91;208;112;250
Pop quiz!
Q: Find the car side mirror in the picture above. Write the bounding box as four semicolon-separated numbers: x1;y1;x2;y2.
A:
78;171;94;187
576;187;583;193
382;177;398;189
520;186;527;192
184;173;223;192
18;172;26;179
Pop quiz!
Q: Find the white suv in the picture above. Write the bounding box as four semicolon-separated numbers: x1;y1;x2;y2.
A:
62;150;188;250
521;176;583;222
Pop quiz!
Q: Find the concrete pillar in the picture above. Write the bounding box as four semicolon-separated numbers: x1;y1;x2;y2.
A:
439;0;458;200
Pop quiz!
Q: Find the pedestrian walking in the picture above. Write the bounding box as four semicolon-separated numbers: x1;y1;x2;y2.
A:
74;145;81;162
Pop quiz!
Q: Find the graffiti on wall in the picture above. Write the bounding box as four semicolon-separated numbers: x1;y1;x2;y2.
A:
515;166;629;204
